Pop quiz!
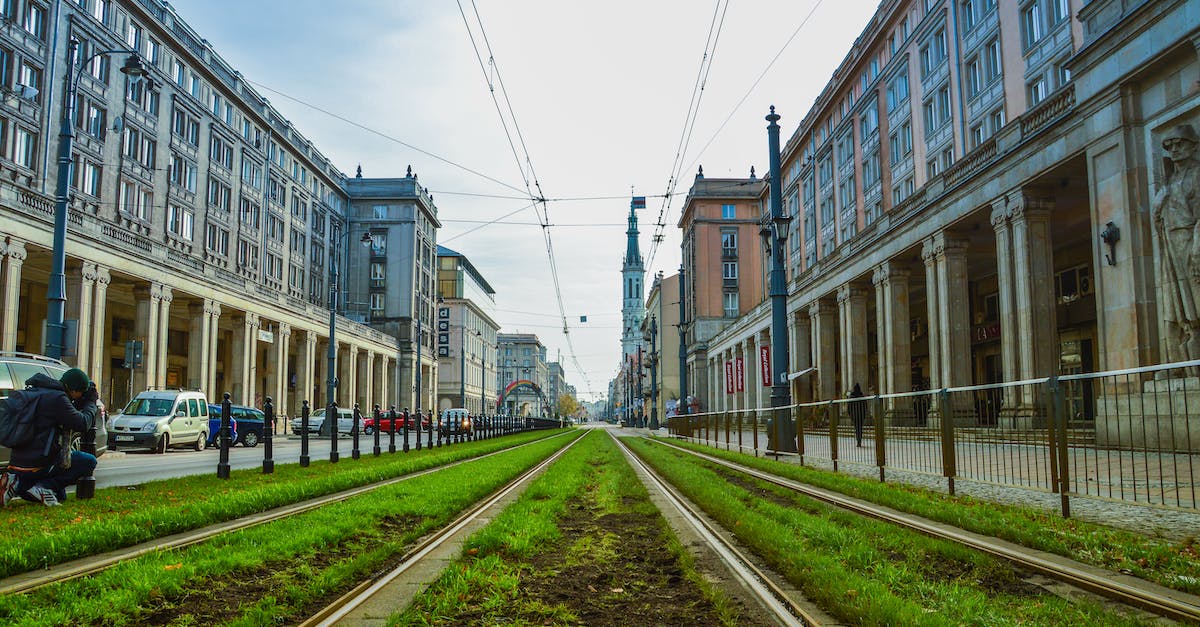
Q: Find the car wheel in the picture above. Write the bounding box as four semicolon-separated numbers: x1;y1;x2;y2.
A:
194;432;205;452
242;431;259;447
155;434;169;454
364;426;374;436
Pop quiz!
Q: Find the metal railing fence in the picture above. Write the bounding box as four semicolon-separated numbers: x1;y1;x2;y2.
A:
666;359;1200;516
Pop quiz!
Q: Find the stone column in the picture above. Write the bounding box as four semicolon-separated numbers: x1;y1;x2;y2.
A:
206;303;222;397
1009;194;1057;383
275;323;291;416
90;266;110;382
342;344;357;408
66;262;97;367
991;204;1019;407
362;350;375;409
297;330;317;412
133;283;162;392
792;312;813;403
746;335;759;410
187;301;211;391
246;313;261;405
921;240;942;391
873;262;911;395
230;313;250;404
809;300;838;400
155;286;172;388
838;284;869;394
934;232;971;389
1;239;27;352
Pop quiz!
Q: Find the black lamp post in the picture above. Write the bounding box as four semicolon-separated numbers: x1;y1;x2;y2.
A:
648;316;659;430
46;43;149;359
765;106;797;453
678;264;688;434
326;231;373;463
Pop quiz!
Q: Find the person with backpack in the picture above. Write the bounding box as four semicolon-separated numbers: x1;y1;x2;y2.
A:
0;368;98;507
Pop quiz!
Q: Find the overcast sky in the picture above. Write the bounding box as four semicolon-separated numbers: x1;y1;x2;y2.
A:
169;0;879;401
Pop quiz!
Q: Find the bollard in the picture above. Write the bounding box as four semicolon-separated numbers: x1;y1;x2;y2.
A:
426;410;434;449
435;410;443;448
413;407;421;451
328;401;339;464
388;405;397;454
300;400;311;467
75;420;97;499
373;404;382;456
217;393;232;479
262;397;275;474
351;403;362;460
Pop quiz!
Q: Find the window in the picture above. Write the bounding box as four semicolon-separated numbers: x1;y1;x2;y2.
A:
1049;0;1069;25
839;177;856;212
171;108;199;145
373;205;388;219
310;242;324;266
13;126;35;168
1055;264;1093;303
370;262;385;285
983;38;1001;83
146;38;161;65
206;178;231;211
1027;75;1047;105
188;72;201;98
941;146;955;171
264;253;282;281
889;120;912;165
77;96;106;139
860;102;879;138
965;56;981;98
936;85;951;125
289;228;305;251
723;292;739;318
990;108;1005;133
125;21;142;50
205;223;229;255
22;3;44;39
17;61;41;103
266;213;284;242
862;150;880;188
72;154;102;197
721;203;736;219
172;59;185;87
1021;2;1043;50
722;261;738;280
290;194;307;219
78;40;110;82
1054;61;1071;87
961;0;976;31
169;155;197;192
167;204;193;240
268;177;285;206
240;198;261;229
126;76;159;115
369;292;384;314
886;71;909;112
118;179;152;220
370;233;387;256
920;28;947;78
971;123;985;148
210;134;233;169
892;176;915;205
89;0;107;23
927;156;941;179
720;230;737;256
241;159;262;189
237;239;259;270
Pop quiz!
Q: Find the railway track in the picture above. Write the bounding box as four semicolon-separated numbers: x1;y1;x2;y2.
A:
0;431;576;597
299;431;585;626
610;432;822;626
648;437;1200;624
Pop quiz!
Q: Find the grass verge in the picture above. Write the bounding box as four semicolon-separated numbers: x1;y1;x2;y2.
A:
0;430;568;579
0;433;577;626
391;430;741;626
630;437;1162;625
656;436;1200;595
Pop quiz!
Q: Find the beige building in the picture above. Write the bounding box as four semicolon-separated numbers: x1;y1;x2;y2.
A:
435;245;499;415
643;271;680;422
0;0;439;418
698;0;1200;429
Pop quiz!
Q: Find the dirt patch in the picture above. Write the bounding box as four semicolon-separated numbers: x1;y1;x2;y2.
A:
712;466;802;509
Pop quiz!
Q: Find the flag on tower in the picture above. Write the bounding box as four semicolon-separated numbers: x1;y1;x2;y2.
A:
631;196;646;209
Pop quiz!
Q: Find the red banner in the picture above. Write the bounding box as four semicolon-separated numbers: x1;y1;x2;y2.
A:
724;361;734;394
735;357;744;392
760;346;771;387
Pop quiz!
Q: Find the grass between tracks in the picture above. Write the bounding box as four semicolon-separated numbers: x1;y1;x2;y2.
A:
0;432;578;626
654;436;1200;596
391;430;740;627
0;430;567;579
629;437;1167;626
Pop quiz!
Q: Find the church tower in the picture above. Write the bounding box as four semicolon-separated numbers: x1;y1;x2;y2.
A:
621;197;646;360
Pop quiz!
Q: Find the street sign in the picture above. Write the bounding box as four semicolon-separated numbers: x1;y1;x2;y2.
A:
124;340;143;369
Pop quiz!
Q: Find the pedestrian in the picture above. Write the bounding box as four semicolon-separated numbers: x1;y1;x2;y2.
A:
1;368;99;507
848;382;867;448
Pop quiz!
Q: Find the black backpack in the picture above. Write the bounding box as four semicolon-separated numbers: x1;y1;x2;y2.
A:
0;390;42;448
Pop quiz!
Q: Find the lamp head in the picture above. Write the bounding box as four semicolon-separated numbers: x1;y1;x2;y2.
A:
360;231;373;248
120;55;150;78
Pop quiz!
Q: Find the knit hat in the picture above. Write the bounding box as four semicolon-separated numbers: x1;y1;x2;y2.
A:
60;368;90;392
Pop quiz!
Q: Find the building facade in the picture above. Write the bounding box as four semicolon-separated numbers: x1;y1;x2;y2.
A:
642;271;680;423
0;0;435;417
497;332;548;416
677;169;766;415
697;0;1200;429
434;245;498;415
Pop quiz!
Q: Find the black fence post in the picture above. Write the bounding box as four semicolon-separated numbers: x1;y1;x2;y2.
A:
351;402;361;460
372;404;382;456
413;407;421;451
217;393;232;479
427;410;434;449
300;400;311;467
263;397;275;474
328;401;340;464
388;405;397;454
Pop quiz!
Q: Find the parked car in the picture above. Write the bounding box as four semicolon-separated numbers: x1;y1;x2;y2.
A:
290;407;358;436
206;404;266;447
0;352;109;466
438;408;472;437
363;410;429;434
204;413;237;449
110;390;210;453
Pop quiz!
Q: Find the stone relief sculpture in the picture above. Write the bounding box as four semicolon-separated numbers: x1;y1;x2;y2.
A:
1152;124;1200;365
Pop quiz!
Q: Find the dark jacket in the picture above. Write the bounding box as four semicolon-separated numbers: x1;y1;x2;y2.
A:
8;373;96;468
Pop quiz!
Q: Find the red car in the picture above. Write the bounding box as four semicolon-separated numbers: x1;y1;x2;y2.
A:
362;411;429;434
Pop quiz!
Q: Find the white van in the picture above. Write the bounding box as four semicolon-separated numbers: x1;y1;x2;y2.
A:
110;390;210;453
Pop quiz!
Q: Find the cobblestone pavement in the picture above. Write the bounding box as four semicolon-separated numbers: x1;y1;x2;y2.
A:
665;428;1200;541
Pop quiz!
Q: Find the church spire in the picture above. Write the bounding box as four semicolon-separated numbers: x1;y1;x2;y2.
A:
620;196;647;360
624;197;643;268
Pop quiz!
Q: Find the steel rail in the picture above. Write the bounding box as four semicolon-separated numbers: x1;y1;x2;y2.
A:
651;438;1200;624
303;431;586;626
0;431;574;596
612;433;817;626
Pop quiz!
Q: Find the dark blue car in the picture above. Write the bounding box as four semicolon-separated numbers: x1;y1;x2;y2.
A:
206;404;266;447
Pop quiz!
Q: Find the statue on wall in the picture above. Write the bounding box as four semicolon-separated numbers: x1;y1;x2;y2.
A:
1153;124;1200;365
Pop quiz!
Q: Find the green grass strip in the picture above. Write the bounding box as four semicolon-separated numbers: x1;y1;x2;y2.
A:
0;433;576;626
392;431;740;626
656;436;1200;595
630;437;1156;626
0;430;567;579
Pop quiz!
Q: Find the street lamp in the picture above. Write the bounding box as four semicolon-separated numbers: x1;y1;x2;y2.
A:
326;230;373;462
765;106;797;453
647;316;659;430
45;42;150;359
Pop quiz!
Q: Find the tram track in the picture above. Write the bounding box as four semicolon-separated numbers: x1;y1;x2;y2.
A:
610;432;822;626
0;431;575;597
299;431;586;626
648;437;1200;624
